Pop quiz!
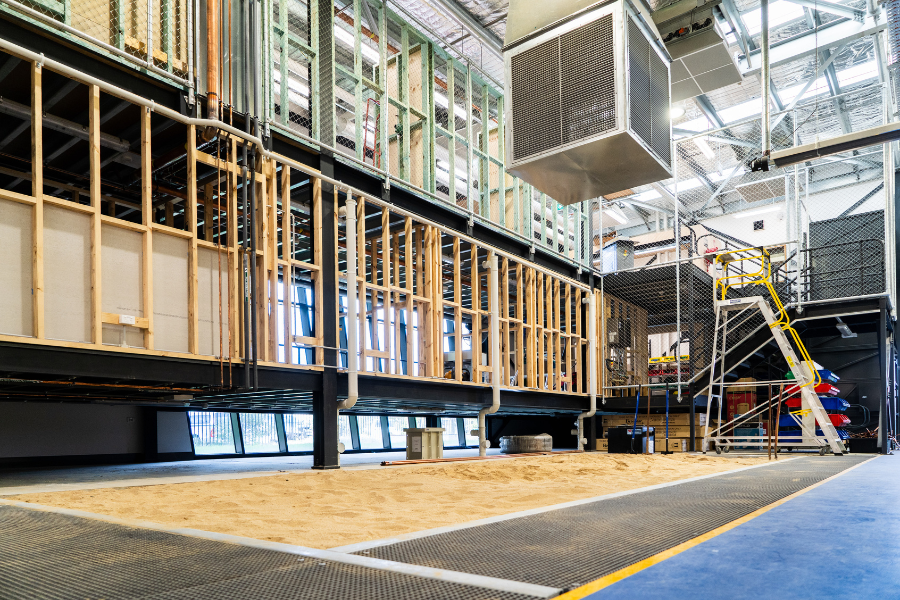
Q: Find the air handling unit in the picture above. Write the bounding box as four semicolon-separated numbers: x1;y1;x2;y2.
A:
504;0;673;205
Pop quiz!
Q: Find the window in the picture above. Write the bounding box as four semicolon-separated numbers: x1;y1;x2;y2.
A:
239;413;280;453
357;415;384;449
188;411;236;455
339;415;353;450
463;417;479;447
386;417;409;449
441;417;460;447
284;413;313;452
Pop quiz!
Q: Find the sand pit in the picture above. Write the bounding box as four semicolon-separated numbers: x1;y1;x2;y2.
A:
11;453;768;549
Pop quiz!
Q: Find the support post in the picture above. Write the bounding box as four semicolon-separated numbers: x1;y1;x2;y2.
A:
313;154;339;469
31;60;44;339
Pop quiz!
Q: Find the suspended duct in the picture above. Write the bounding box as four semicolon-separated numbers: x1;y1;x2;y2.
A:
503;0;673;205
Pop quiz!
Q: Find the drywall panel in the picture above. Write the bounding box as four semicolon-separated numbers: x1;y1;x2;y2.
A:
0;402;143;458
101;224;144;348
198;246;231;356
0;199;33;337
152;233;190;353
157;411;193;453
44;204;91;342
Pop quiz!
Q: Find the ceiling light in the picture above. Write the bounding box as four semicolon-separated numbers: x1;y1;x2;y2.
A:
733;205;780;218
605;206;629;224
693;138;715;160
670;106;685;119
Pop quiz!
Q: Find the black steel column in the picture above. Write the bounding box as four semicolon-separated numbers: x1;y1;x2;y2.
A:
586;415;598;452
878;298;889;455
313;151;339;469
425;416;440;428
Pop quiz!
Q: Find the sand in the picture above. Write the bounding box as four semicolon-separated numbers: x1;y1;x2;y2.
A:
10;453;768;549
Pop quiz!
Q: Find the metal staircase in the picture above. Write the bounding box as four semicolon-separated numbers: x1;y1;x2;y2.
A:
702;248;847;455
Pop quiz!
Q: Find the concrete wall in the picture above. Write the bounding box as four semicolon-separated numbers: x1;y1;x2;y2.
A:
0;402;144;458
0;404;195;465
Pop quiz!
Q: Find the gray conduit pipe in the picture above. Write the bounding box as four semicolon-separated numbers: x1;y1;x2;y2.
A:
477;253;501;457
337;193;358;412
576;292;597;451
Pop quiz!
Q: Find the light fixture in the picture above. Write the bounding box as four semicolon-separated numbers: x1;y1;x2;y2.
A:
605;205;629;224
670;106;685;119
733;204;780;219
835;317;857;339
693;137;715;160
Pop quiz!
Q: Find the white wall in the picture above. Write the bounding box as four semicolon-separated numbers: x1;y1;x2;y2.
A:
157;411;193;453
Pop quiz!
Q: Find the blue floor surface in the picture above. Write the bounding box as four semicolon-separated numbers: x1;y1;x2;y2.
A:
586;455;900;600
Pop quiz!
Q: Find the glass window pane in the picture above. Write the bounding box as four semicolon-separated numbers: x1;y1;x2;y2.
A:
239;413;281;453
441;417;459;447
386;416;408;449
339;415;353;449
463;417;479;447
284;413;313;452
188;411;235;455
357;415;384;449
414;416;426;428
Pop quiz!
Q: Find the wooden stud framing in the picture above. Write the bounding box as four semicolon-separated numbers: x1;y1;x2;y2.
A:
141;107;154;350
89;84;102;345
31;61;44;339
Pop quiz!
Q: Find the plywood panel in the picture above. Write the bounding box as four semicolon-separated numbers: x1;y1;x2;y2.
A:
152;233;190;352
101;224;144;347
198;246;230;357
0;199;33;337
44;205;91;343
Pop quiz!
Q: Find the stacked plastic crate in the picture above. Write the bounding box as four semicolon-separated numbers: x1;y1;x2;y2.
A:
780;362;851;449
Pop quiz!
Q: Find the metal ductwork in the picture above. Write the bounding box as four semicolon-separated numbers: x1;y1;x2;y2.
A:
503;0;673;205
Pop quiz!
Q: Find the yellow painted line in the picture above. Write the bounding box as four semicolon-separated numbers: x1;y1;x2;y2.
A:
553;456;879;600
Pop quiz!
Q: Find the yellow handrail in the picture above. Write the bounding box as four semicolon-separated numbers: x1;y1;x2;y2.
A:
714;248;821;388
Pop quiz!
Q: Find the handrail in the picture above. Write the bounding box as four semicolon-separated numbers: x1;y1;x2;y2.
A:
715;248;822;389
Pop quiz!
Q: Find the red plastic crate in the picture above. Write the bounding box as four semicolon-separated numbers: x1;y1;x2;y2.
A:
784;382;841;397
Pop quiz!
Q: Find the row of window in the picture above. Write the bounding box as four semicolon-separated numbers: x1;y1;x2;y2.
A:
187;412;481;456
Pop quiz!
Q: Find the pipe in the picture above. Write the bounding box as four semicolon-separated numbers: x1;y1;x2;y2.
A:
576;292;597;450
207;0;219;121
338;193;358;411
761;0;771;157
0;36;593;296
478;253;501;457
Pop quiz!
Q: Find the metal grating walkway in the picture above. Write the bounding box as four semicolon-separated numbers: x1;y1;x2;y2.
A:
0;456;869;599
0;505;538;600
361;456;869;590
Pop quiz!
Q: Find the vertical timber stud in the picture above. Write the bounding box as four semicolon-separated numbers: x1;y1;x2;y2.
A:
142;107;154;350
89;85;102;345
187;125;199;354
32;61;44;339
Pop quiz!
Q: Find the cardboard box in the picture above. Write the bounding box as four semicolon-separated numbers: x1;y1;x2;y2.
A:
658;438;706;452
604;414;719;427
596;439;609;452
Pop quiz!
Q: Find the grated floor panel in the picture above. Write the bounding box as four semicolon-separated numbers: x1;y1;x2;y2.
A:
0;505;538;600
361;456;869;591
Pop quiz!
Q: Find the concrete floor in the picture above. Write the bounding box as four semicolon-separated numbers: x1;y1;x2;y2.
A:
585;454;899;599
0;448;503;495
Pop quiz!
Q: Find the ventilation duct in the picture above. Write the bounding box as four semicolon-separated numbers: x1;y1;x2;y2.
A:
656;5;743;101
504;0;673;205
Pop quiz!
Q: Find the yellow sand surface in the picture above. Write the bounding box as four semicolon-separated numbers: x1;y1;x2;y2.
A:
11;453;767;549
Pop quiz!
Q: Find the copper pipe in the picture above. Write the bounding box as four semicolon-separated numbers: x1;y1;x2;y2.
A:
206;0;219;122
